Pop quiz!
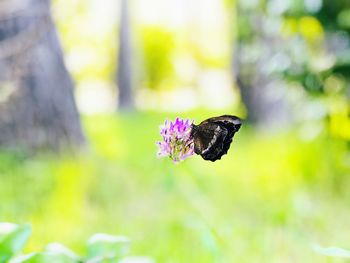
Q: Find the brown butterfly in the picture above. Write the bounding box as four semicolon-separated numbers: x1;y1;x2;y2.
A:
190;115;242;162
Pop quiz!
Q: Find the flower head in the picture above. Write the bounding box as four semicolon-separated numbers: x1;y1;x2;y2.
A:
156;118;194;163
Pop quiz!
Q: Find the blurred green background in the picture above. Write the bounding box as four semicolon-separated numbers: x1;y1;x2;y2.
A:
0;0;350;262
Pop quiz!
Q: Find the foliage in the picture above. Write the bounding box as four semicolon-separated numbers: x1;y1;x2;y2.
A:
238;0;350;90
313;244;350;259
0;222;151;263
235;0;350;137
280;1;350;92
281;0;350;141
0;223;31;263
137;27;175;90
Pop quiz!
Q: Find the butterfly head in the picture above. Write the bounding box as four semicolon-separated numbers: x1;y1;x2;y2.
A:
190;123;198;136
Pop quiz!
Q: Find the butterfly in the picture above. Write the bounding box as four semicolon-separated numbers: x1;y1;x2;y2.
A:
190;115;242;162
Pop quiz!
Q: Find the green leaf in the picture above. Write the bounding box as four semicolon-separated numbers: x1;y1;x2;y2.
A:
0;223;31;262
45;243;81;261
313;244;350;258
10;252;78;263
87;233;130;261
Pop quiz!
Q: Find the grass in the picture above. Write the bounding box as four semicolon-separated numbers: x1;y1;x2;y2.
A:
0;111;349;262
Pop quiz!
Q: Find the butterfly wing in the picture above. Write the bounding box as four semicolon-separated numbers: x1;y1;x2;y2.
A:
199;115;241;133
201;115;241;156
192;115;241;161
192;122;228;161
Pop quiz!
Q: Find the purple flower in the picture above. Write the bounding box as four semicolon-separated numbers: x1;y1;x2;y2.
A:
156;117;194;163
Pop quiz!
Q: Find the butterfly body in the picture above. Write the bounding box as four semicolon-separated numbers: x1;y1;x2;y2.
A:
191;115;241;162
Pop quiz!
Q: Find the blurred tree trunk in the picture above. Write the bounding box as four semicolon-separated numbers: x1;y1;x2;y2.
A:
116;0;134;110
232;4;290;127
0;0;85;151
233;42;289;126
